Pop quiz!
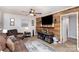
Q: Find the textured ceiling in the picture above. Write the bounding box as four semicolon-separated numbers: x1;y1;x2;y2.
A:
0;6;74;17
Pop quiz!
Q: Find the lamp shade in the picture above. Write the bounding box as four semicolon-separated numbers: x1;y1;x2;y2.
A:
3;29;7;33
24;27;29;30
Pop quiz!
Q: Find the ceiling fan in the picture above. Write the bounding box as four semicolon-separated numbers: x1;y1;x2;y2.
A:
23;9;42;16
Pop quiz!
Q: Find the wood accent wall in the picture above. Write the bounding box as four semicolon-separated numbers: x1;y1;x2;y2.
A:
36;7;79;42
77;13;79;50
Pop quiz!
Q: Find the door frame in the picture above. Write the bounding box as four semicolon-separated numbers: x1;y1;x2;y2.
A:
60;12;78;50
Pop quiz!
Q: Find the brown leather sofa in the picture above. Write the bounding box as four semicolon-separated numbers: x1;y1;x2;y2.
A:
0;35;28;52
0;35;7;51
14;40;28;52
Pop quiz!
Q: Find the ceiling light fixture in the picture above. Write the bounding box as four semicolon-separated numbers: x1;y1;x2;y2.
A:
23;9;42;16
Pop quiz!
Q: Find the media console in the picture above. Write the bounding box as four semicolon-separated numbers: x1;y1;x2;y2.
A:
37;32;54;44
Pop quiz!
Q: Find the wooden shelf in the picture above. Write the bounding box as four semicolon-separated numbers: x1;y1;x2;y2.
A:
37;26;54;29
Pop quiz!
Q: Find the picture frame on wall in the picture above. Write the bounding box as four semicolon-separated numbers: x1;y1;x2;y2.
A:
10;18;15;26
21;19;28;27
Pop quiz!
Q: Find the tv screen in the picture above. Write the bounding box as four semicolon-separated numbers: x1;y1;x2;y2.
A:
42;15;53;25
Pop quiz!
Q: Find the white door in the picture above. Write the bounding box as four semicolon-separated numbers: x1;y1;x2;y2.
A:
61;16;69;43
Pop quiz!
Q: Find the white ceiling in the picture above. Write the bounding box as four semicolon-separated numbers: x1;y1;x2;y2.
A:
0;6;74;17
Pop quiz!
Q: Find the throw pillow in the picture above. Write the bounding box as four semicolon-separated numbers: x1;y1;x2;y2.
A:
8;35;16;42
6;38;15;52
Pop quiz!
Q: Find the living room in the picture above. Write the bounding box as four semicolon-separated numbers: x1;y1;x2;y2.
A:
0;6;79;52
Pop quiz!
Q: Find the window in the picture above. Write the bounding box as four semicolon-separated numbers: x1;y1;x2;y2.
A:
10;18;15;26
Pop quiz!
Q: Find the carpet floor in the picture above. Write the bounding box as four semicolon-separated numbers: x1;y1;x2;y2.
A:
24;40;55;52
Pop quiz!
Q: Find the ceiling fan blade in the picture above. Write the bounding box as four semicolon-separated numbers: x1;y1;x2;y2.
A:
22;11;28;13
22;9;42;16
35;13;42;14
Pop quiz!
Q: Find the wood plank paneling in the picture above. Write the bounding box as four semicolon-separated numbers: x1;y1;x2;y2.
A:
78;12;79;50
36;6;79;42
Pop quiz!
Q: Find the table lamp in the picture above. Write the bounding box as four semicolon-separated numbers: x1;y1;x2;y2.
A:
2;29;7;33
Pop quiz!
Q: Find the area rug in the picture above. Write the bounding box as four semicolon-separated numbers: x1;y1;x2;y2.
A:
24;40;55;52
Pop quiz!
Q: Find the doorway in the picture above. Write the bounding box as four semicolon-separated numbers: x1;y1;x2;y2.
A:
60;12;78;49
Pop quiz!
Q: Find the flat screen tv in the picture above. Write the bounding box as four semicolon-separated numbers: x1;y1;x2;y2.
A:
42;15;53;25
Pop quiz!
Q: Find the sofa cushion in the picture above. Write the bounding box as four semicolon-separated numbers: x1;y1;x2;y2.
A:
8;35;16;42
0;36;6;50
14;40;28;52
6;38;15;52
0;44;2;51
3;48;10;52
